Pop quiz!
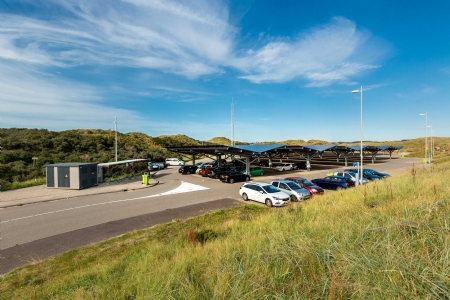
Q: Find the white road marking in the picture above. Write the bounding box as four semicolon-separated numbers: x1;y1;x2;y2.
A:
1;182;209;224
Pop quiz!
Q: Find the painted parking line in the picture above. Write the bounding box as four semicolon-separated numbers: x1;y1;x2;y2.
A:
1;182;209;224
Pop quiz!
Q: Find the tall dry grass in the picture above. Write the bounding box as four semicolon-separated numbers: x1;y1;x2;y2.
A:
1;163;450;299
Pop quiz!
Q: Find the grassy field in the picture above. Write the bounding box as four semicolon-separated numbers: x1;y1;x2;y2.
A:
1;161;450;299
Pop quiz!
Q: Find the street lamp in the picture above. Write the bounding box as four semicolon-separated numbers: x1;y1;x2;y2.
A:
419;112;427;164
352;86;363;186
428;125;432;162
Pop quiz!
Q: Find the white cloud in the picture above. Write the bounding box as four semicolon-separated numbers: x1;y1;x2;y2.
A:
0;0;236;77
234;17;384;85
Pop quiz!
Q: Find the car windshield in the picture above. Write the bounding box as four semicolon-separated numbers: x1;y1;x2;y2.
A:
262;185;280;193
286;181;302;190
302;179;314;186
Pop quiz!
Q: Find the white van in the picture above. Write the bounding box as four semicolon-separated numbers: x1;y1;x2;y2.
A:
165;158;185;166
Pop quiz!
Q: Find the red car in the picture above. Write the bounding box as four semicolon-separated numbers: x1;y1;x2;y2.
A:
284;177;324;195
198;166;214;177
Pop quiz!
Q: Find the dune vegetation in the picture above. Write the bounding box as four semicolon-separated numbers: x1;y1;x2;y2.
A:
1;159;449;299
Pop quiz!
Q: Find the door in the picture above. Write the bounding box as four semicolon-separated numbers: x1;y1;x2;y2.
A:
253;186;265;203
279;182;292;196
58;167;70;188
46;167;54;187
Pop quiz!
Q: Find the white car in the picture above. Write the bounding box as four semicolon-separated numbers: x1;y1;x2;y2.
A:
334;171;369;185
165;158;185;166
275;163;293;171
239;182;290;207
270;180;311;201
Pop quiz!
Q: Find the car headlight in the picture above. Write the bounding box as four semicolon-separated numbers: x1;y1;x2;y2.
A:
311;189;317;192
273;196;281;200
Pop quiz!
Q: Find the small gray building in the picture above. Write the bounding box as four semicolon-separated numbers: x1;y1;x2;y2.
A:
45;162;98;190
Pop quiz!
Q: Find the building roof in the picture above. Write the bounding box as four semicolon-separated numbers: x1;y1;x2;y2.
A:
45;162;97;167
98;159;148;167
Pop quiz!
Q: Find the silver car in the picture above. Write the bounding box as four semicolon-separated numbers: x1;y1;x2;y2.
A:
275;163;293;171
270;179;311;201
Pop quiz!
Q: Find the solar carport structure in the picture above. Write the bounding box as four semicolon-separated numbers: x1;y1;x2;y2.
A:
167;144;404;172
166;144;289;176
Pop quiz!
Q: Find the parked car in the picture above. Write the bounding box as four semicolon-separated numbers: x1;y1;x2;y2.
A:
165;158;185;166
219;171;250;184
334;171;370;185
292;162;306;170
195;162;214;173
147;162;160;171
270;179;311;201
344;169;384;180
311;176;352;190
229;160;246;167
258;160;270;167
198;166;214;177
178;165;198;174
239;182;290;207
275;163;293;171
284;177;325;195
208;167;232;179
241;166;265;176
363;168;391;178
153;162;167;169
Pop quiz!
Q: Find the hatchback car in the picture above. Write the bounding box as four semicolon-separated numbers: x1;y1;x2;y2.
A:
284;177;324;195
239;182;290;207
275;163;293;171
220;172;250;184
344;169;384;180
292;162;306;170
241;166;265;176
270;180;311;201
311;176;352;190
334;171;369;185
178;165;198;174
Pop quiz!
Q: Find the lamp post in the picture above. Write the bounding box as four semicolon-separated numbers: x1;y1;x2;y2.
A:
431;129;434;158
428;125;432;162
352;86;363;186
419;112;427;164
114;116;118;162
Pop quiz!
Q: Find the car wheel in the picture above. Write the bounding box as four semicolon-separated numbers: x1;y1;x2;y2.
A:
282;168;285;171
265;199;273;207
230;178;235;184
290;195;298;202
242;193;249;201
245;176;250;182
214;174;219;179
335;186;343;191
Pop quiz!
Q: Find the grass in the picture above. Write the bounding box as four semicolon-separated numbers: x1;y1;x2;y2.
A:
0;178;46;191
1;162;450;299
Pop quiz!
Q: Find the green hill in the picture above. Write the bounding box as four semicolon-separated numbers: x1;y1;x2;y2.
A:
0;128;202;189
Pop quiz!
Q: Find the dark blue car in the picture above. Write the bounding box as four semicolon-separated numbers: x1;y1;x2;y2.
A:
344;168;386;180
311;176;352;190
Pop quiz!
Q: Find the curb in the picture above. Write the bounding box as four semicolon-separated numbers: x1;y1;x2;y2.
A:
0;173;160;208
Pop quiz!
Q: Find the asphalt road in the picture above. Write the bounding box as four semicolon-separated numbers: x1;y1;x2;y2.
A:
0;156;421;274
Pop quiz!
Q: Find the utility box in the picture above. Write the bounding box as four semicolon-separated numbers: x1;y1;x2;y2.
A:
45;163;98;190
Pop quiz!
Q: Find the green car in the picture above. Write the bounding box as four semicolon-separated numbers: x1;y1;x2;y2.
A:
241;166;265;176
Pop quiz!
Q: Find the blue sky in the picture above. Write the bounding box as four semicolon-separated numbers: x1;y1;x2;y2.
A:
1;0;449;143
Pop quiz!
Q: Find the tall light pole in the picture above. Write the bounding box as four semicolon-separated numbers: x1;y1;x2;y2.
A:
352;86;363;186
431;129;434;158
419;112;427;164
428;125;432;162
114;116;118;162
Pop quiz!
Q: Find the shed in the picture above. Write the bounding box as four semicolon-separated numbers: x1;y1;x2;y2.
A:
45;162;98;190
